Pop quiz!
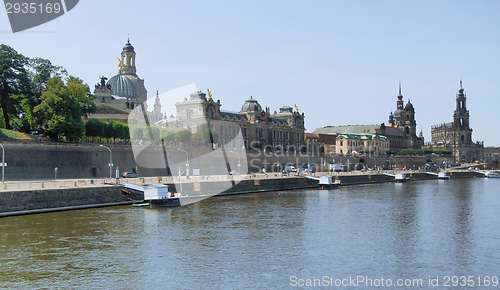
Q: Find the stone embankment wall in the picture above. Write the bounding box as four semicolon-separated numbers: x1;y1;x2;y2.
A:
2;141;455;181
0;185;143;217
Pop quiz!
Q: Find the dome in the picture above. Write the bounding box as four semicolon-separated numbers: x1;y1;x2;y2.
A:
107;74;137;99
394;109;403;118
405;101;414;111
241;97;262;112
123;39;135;52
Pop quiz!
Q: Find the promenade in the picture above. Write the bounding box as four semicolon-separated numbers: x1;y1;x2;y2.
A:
0;169;488;193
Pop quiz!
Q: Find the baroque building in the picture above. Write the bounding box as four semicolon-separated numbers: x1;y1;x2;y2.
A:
313;81;423;152
430;80;483;163
388;81;424;148
175;91;306;151
90;39;162;124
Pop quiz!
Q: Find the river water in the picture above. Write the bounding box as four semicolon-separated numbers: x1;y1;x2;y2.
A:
1;178;499;289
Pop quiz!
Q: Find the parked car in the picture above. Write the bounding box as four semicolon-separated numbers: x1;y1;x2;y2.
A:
122;172;138;178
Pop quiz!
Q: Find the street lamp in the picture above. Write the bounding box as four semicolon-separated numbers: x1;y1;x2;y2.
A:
408;157;415;171
369;156;377;170
384;160;391;171
0;144;5;183
275;154;281;173
100;145;113;179
177;148;189;179
229;150;241;174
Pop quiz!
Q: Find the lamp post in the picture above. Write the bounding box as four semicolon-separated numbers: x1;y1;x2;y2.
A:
275;154;281;173
0;144;5;183
408;157;415;171
229;150;241;174
100;145;113;179
177;148;189;179
384;160;391;171
389;157;397;170
306;139;310;167
369;156;377;170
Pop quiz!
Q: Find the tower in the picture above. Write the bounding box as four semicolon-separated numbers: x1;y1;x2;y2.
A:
120;37;136;75
453;79;472;146
153;90;162;122
394;81;404;127
403;99;416;136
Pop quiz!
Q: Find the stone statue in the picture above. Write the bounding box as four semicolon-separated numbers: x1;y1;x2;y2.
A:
100;76;107;86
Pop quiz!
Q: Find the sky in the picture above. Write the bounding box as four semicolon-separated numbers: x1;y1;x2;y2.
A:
1;0;500;146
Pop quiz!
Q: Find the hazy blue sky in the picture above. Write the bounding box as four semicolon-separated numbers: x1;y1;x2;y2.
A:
2;0;499;145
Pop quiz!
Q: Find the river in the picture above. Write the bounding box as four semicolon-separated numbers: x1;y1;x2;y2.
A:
1;178;499;289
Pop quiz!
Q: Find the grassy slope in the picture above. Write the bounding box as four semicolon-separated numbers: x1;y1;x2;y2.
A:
0;128;33;140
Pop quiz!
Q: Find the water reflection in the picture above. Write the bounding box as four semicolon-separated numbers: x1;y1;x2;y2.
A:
1;179;499;289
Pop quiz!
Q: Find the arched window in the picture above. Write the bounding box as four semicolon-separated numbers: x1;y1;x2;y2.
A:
207;107;214;119
405;127;410;134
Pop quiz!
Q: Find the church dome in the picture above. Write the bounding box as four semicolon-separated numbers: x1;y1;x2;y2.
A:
123;39;135;52
394;109;403;118
107;74;137;99
241;97;262;112
405;101;414;111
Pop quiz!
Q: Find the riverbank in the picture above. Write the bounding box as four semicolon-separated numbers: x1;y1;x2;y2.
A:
0;170;489;217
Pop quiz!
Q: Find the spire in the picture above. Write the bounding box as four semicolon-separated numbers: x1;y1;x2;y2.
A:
460;78;462;88
399;78;401;96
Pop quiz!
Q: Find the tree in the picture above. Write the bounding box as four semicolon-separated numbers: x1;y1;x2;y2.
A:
194;128;219;145
14;57;67;133
0;44;30;129
1;45;67;132
85;118;105;140
142;125;159;141
130;125;144;140
161;128;176;143
33;76;96;141
175;128;192;143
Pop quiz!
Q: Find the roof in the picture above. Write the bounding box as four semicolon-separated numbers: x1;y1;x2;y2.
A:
94;103;129;115
220;111;248;121
337;132;389;142
107;73;137;99
314;124;381;135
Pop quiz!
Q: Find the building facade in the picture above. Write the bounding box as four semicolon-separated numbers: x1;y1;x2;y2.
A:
430;80;483;163
91;39;161;125
175;91;306;151
313;82;423;152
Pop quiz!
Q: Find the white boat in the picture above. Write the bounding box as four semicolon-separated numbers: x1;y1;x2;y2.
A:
306;175;341;189
123;184;210;207
485;171;500;178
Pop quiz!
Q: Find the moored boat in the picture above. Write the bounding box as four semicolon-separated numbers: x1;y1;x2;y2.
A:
485;171;500;178
124;184;211;207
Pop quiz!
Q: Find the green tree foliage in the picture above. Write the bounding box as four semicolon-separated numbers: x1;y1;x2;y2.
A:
0;44;30;129
85;118;105;139
160;128;176;142
33;77;96;141
0;45;67;132
175;128;192;143
130;125;144;140
194;128;219;145
142;125;160;141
